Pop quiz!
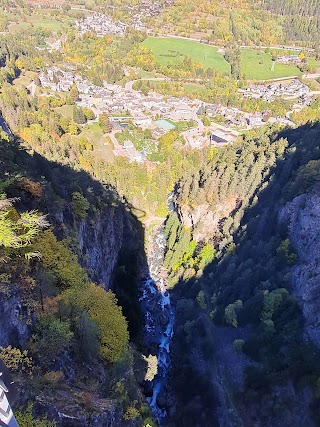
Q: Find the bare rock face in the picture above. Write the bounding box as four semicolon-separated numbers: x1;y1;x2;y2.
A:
177;199;238;242
34;399;126;427
0;288;32;347
77;205;142;288
77;206;125;287
178;204;217;242
280;192;320;347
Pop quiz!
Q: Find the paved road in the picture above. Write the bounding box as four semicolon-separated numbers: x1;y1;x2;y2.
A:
180;108;205;147
303;73;320;79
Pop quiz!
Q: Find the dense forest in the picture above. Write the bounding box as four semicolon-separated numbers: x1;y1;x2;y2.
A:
258;0;320;45
150;0;320;47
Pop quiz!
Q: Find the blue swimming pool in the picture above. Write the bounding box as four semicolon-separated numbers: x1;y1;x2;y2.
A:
155;120;176;131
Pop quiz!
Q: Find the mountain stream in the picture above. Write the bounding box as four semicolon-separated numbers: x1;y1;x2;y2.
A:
139;228;174;425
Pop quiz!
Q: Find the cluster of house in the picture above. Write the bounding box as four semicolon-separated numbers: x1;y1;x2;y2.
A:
277;55;303;65
210;128;238;146
73;1;175;34
38;66;298;162
38;66;110;94
128;0;175;30
77;84;198;128
202;103;293;129
38;67;198;123
121;140;146;163
75;13;127;36
239;79;311;105
43;36;66;53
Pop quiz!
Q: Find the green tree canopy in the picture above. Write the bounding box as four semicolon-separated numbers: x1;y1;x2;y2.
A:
63;283;129;363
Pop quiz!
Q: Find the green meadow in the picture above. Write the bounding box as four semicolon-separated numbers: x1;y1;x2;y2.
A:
240;49;302;80
142;37;309;80
142;37;230;74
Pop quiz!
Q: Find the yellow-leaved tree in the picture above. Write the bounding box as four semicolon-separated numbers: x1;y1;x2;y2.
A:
63;283;129;363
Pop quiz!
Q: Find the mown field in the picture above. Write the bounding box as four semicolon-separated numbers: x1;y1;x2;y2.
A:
240;49;302;80
55;105;74;119
142;37;230;74
141;37;316;80
7;12;71;34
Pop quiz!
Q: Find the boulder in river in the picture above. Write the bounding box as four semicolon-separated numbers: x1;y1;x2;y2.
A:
156;393;167;409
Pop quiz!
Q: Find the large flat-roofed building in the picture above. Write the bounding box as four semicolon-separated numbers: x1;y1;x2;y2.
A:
210;128;237;146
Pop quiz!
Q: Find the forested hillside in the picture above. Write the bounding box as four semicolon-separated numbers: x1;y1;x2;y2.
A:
151;0;320;47
166;123;320;425
258;0;320;45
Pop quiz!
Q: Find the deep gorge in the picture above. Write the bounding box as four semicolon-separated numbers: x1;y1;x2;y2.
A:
2;121;320;426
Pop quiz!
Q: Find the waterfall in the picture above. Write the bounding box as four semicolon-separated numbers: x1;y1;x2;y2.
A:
139;227;175;425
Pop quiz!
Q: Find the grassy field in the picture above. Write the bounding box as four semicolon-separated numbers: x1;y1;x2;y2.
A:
79;122;103;143
166;119;197;132
13;71;37;88
80;122;114;162
141;79;207;96
142;37;230;74
55;105;74;119
241;49;302;80
8;13;70;34
141;37;307;80
184;83;207;94
308;58;320;72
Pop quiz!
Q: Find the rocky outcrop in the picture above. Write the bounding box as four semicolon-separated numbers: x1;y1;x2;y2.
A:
239;382;314;427
177;200;238;242
77;205;143;288
34;398;127;427
280;192;320;347
0;287;32;347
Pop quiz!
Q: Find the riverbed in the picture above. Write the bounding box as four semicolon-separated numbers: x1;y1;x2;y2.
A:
139;227;174;425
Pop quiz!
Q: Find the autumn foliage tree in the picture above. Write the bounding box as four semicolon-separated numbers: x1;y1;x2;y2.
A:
98;112;112;133
63;283;129;363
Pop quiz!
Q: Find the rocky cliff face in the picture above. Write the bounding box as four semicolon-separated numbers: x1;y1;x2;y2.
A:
0;287;32;348
177;199;238;242
77;205;142;288
0;202;144;426
47;195;145;292
280;191;320;347
35;397;126;427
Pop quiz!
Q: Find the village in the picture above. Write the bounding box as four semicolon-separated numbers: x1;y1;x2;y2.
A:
75;13;127;37
240;79;312;105
75;2;175;35
38;66;308;163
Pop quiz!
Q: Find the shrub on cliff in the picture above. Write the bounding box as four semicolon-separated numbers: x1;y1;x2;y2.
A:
0;196;49;255
29;315;73;368
63;283;129;363
15;403;56;427
71;191;90;219
31;230;87;289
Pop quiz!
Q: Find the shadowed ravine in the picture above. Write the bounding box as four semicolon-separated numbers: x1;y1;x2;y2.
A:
140;228;175;425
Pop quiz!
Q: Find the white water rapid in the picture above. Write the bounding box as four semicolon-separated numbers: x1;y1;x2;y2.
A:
139;229;175;425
